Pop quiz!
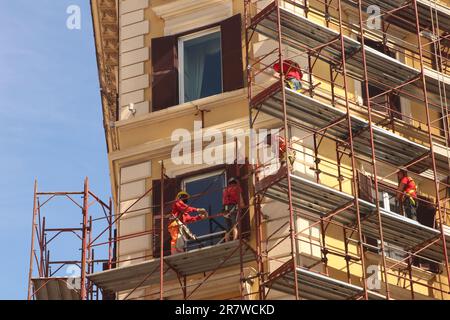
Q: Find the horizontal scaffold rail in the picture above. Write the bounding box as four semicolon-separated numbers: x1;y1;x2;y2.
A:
250;4;450;111
256;167;450;263
88;241;255;293
252;86;450;179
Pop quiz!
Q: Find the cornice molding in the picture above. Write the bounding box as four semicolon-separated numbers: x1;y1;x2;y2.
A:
152;0;232;35
153;0;230;19
91;0;120;152
109;113;280;162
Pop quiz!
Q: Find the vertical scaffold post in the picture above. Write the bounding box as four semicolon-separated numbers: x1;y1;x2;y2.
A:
336;0;368;300
411;0;450;290
108;197;113;270
235;137;246;299
27;180;38;300
160;160;165;300
244;0;266;300
275;0;300;300
80;177;89;300
356;0;391;299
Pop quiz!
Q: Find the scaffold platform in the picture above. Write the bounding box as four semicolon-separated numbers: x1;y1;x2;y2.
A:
256;167;450;263
252;87;450;179
266;262;385;300
251;4;450;109
31;278;80;300
88;240;255;293
341;0;450;32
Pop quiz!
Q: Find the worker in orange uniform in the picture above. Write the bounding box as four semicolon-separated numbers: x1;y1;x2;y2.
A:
273;59;303;92
223;177;245;241
278;135;295;167
396;170;418;221
168;191;208;255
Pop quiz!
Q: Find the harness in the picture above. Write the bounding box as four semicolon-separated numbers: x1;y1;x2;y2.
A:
174;218;198;241
286;79;296;90
404;177;417;206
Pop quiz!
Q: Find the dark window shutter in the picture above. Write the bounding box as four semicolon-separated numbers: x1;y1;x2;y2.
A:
357;171;373;202
417;196;436;228
226;161;250;239
152;178;180;257
416;196;439;272
389;93;402;120
359;37;402;119
151;36;178;111
357;171;378;252
221;14;244;93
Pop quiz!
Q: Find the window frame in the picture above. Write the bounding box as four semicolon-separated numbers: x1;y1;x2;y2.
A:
181;169;226;191
178;26;223;104
378;188;405;260
358;37;402;119
181;169;227;247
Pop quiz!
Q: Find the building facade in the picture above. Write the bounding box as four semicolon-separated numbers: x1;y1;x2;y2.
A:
90;0;450;300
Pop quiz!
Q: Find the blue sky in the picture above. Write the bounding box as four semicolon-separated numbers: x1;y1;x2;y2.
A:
0;1;110;299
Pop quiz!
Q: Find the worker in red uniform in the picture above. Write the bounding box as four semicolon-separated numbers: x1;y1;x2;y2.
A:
273;59;303;92
222;177;245;241
168;191;208;255
396;170;418;221
278;135;295;167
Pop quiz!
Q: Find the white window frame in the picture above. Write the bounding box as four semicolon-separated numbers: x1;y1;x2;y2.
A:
181;170;226;192
379;190;405;260
178;27;223;104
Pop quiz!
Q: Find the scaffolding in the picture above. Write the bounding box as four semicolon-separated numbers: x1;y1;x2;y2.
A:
30;0;450;300
27;178;113;300
28;160;259;300
245;0;450;300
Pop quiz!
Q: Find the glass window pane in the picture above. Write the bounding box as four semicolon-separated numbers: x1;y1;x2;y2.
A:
183;31;222;103
184;173;226;249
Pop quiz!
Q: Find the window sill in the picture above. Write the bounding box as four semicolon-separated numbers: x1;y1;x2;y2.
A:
115;88;246;130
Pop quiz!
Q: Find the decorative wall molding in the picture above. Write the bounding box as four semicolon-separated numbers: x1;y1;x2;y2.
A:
109;114;280;162
91;0;120;151
153;0;232;35
118;0;151;120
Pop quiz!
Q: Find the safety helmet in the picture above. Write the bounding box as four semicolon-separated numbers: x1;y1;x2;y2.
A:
176;191;190;200
398;169;408;177
228;177;238;184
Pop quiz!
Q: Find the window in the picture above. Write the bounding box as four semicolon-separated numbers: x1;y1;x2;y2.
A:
179;28;223;103
182;171;226;248
378;189;400;215
378;188;404;261
359;38;402;119
152;164;250;256
358;171;404;260
151;14;244;111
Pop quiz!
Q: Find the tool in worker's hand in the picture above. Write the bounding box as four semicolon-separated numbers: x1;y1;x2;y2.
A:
179;221;198;241
197;208;209;219
174;218;197;241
